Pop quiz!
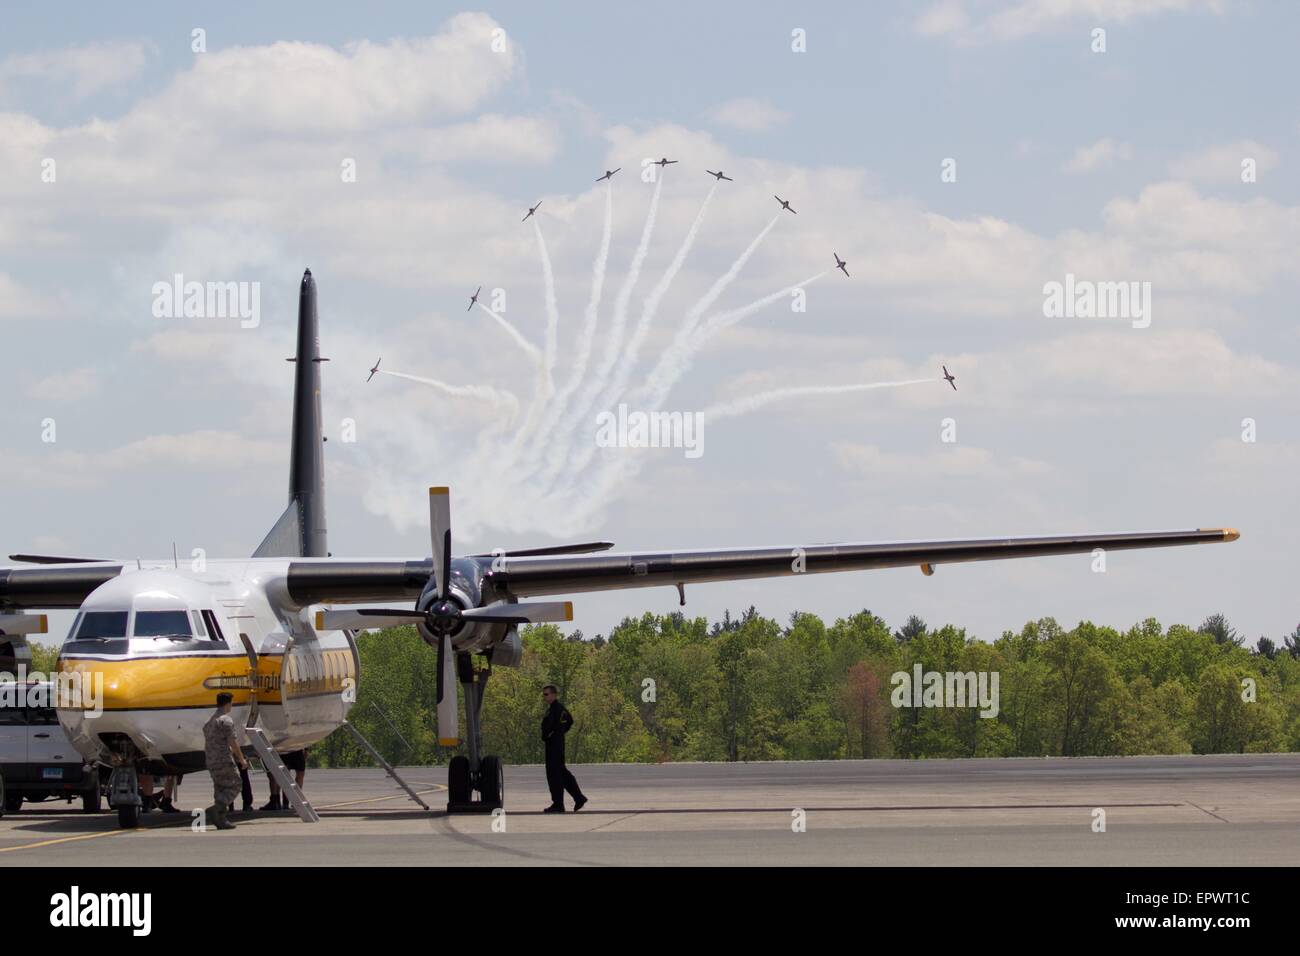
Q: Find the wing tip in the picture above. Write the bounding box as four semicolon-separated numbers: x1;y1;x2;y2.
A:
1201;527;1240;542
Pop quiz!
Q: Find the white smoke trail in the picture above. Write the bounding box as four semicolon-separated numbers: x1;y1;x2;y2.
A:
627;216;781;421
541;203;772;491
596;181;717;424
534;217;560;398
626;269;832;434
679;215;778;341
560;378;938;531
476;302;540;361
540;172;664;479
526;180;614;458
692;268;832;346
559;269;830;489
377;368;519;415
504;219;563;454
702;379;937;421
596;171;664;381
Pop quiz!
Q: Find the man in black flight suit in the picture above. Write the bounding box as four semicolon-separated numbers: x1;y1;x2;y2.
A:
541;684;587;813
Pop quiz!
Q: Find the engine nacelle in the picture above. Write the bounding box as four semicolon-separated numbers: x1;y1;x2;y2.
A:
414;557;519;659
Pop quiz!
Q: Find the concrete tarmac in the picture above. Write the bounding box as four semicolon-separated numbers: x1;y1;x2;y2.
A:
1;754;1297;866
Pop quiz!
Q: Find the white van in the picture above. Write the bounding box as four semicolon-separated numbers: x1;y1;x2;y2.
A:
0;681;102;815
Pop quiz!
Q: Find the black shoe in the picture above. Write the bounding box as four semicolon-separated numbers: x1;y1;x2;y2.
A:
573;795;588;812
542;804;565;813
158;796;180;814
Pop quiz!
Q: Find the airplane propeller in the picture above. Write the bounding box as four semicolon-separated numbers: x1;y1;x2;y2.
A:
314;488;573;720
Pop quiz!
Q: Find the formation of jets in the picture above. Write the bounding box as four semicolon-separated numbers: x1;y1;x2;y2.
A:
446;160;961;396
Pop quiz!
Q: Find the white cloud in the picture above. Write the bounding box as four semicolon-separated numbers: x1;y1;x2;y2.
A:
0;40;152;100
1168;139;1279;185
27;368;100;403
387;113;561;165
917;0;1225;42
143;13;518;134
1062;138;1132;173
707;98;790;133
0;273;64;320
1;431;283;490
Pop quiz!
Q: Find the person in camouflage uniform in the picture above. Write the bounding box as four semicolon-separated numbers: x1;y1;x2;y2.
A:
202;692;248;831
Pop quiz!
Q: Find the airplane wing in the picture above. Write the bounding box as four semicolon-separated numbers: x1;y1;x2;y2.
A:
263;527;1236;606
1;529;1236;611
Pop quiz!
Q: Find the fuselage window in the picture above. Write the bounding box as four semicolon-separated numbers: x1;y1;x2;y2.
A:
201;610;229;647
133;610;193;639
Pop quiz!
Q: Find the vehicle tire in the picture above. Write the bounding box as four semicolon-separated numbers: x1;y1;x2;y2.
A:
82;786;103;814
2;793;22;814
116;802;139;829
447;755;471;805
479;755;504;808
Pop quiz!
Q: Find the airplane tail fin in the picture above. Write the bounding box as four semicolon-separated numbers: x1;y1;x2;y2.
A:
254;269;328;558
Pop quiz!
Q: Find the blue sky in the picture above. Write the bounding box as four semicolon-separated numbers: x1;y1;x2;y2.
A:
1;1;1296;645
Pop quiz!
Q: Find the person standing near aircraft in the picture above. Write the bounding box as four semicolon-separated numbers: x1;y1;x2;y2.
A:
202;693;247;830
541;685;586;813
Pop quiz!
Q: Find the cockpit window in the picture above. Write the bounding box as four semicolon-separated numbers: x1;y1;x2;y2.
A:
133;610;193;639
75;611;129;640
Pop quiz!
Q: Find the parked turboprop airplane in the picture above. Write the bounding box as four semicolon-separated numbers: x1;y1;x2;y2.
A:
0;269;1238;827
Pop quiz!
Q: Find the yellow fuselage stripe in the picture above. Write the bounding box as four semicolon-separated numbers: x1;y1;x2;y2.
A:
56;650;355;711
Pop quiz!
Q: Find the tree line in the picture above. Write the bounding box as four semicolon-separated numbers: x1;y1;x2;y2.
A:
312;609;1300;767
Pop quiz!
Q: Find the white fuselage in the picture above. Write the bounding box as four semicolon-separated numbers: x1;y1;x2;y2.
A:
55;559;357;773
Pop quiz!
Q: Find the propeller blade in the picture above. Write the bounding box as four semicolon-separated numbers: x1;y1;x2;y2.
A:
436;634;459;743
430;486;451;599
469;542;615;558
315;609;425;631
436;630;446;703
461;601;573;625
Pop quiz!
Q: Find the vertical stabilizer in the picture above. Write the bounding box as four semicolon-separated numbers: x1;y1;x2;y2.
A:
254;269;328;558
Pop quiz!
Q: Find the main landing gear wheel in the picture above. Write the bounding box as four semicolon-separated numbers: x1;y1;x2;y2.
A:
448;755;471;806
117;803;139;829
82;786;103;814
478;755;503;810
